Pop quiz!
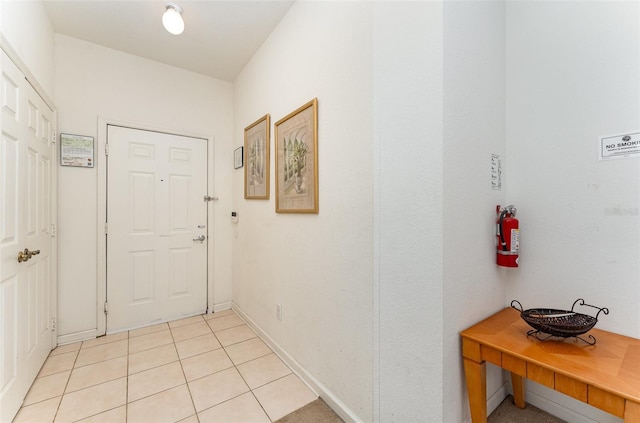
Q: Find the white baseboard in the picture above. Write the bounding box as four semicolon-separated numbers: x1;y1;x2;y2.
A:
57;329;98;346
232;302;364;423
212;301;232;313
506;374;623;423
487;381;508;415
525;389;622;423
59;307;213;344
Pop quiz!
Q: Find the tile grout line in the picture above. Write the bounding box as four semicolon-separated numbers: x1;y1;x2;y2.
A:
125;329;130;423
171;315;203;422
51;340;81;422
63;330;131;422
208;312;299;422
201;322;275;423
219;315;293;423
200;314;252;416
177;313;275;421
128;356;179;376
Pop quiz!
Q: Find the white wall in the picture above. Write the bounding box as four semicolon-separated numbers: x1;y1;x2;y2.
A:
234;1;448;422
54;35;234;340
443;2;508;421
0;0;54;96
232;2;373;421
506;0;639;342
373;2;444;422
506;2;639;422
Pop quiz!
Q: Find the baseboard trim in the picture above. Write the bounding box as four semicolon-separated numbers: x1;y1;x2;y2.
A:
505;374;623;423
525;389;622;423
57;329;98;346
487;381;508;415
232;303;364;423
212;301;232;313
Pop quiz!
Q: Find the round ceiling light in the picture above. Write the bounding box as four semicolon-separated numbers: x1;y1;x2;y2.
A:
162;3;184;35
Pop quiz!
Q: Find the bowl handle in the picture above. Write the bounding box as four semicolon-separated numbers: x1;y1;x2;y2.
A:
571;298;609;320
510;300;523;312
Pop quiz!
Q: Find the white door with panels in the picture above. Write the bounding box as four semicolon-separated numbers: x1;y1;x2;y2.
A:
0;51;56;422
106;125;208;333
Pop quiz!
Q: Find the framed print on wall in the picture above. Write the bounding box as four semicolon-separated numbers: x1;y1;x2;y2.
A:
275;98;318;213
234;147;244;169
244;114;270;199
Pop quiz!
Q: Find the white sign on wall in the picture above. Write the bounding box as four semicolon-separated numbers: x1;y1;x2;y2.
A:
600;132;640;160
491;154;502;190
60;133;94;167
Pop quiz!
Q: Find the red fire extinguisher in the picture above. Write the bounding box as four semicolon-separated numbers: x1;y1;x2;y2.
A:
496;205;519;267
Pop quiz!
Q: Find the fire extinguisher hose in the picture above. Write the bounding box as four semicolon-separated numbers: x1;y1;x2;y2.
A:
498;209;508;251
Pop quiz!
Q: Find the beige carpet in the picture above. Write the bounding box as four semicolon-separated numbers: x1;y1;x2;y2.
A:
489;395;566;423
275;398;344;423
275;395;565;423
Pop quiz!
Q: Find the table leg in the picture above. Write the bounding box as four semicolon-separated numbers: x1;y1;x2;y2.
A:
463;357;487;423
625;400;640;422
511;372;526;409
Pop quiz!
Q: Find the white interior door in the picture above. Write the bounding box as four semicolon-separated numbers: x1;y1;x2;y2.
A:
106;125;208;333
0;51;55;422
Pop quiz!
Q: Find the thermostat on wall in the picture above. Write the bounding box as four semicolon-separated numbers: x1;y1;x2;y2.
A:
231;211;238;223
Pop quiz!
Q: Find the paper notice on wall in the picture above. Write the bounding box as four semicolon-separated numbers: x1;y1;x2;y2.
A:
60;133;94;167
600;132;640;160
491;154;502;190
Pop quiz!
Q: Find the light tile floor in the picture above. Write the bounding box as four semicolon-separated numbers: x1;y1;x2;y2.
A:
13;310;317;423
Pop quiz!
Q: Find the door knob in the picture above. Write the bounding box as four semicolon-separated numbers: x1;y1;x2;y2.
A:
18;249;29;263
193;235;206;242
17;248;39;263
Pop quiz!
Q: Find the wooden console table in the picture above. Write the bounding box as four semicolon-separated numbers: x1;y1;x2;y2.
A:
461;307;640;422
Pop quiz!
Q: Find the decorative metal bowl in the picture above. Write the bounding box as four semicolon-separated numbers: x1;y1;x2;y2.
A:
511;299;609;345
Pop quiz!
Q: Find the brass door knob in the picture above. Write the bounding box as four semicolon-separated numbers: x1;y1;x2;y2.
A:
17;248;39;263
18;249;30;263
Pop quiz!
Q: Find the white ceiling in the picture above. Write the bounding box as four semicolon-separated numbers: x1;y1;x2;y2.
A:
42;0;294;82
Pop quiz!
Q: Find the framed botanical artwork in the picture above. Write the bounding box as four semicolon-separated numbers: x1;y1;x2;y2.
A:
244;114;270;199
275;98;318;213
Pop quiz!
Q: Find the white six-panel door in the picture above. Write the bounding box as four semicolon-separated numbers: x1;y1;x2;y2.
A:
106;125;207;333
0;51;55;422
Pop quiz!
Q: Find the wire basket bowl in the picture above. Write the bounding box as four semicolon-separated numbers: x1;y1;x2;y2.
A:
511;299;609;345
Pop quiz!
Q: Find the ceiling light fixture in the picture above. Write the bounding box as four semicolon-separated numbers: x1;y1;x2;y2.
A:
162;3;184;35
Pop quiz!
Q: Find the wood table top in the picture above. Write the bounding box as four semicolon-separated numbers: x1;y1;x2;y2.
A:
461;307;640;402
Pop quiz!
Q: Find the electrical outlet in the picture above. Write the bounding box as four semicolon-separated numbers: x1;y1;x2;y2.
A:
277;304;283;321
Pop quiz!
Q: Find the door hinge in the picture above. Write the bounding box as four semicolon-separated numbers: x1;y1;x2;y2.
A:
51;318;57;331
105;143;109;156
50;223;57;237
104;302;109;315
104;222;108;235
204;195;218;202
52;131;57;143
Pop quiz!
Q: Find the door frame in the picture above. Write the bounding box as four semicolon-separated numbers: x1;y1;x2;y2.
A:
96;117;216;335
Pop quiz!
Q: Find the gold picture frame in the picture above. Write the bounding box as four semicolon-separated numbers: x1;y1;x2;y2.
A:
275;98;318;213
244;114;270;199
